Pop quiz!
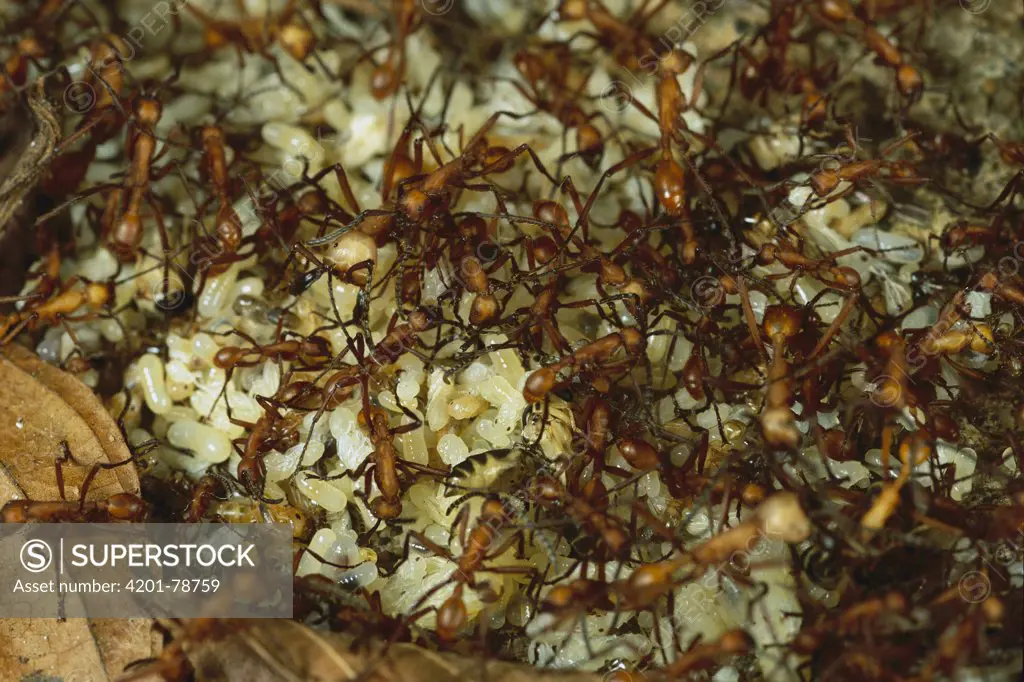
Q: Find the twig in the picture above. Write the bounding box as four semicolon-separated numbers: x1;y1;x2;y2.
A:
0;79;61;239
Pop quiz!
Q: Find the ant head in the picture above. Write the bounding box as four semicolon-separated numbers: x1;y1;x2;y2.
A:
279;22;315;62
875;329;904;354
199;123;224;146
762;304;801;339
371;497;402;520
110;214;143;262
407;306;441;332
90;33;130;63
968;323;996;355
370;55;401;101
883;592;908;613
755;242;778;265
720;629;755;655
513;49;544;82
529;475;561;503
756;492;811;543
896;64;924;102
399;188;438;222
296;188;329;215
480;497;509;521
15;36;45;59
819;0;856;23
134;96;162;129
531;236;559;264
1;500;30;523
831;266;861;292
469;294;500;326
105;493;147;521
482;145;516;174
659;49;694;76
542;583;575;609
533;200;569;228
456;214;487;241
238;458;267;499
556;0;588;22
524;367;558;404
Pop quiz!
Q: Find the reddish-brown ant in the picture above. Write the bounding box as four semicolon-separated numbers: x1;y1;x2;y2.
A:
790;591;908;655
612;492;810;615
759;305;802;450
354;401;447;523
531;474;632;560
213;335;333;381
188;124;246;279
184;0;309;60
367;0;422;101
808;133;924;199
537;577;614;631
861;431;933;531
555;0;671;73
2;441;150;522
812;0;925;103
978;270;1024;307
231;393;301;501
0;280;110;345
2;494;148;522
181;474;228;523
209;331;332;418
523;327;645;403
508;41;608;168
731;3;838;124
405;497;533;642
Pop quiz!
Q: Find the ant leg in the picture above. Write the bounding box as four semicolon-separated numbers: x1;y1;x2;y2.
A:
406;577;456;618
0;312;35;345
314;162;362;215
737;276;768;361
451;504;472;552
208;367;237;422
481;143;561;189
807;291;859;360
56;316;85;357
397;460;450;479
54;441;74;501
76;442;153;511
984;170;1024;211
36;182;122;227
391;402;423;435
561;147;658;245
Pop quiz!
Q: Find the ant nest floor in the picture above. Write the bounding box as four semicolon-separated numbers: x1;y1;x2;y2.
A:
2;0;1024;680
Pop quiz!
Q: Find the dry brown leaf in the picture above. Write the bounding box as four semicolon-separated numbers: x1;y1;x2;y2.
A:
0;343;157;682
171;619;605;682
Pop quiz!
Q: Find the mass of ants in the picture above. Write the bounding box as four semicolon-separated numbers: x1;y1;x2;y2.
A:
1;0;1022;680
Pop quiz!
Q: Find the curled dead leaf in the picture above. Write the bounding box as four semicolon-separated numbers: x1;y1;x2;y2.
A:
0;343;157;682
